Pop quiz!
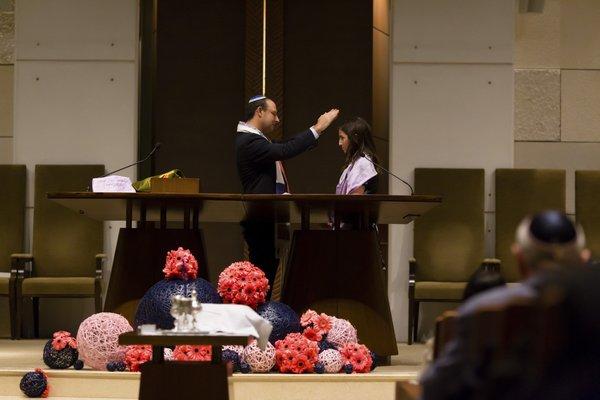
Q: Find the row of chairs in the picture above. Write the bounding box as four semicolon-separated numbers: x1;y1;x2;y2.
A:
0;165;105;339
408;168;600;344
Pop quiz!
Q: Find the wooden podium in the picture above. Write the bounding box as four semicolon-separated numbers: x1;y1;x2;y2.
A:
49;192;441;357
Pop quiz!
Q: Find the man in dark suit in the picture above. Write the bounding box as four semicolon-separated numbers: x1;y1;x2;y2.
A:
235;95;339;294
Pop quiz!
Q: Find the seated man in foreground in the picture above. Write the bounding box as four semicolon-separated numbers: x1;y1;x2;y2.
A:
420;210;590;400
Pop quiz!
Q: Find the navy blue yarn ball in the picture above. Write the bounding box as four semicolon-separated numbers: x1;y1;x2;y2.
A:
343;363;353;374
74;360;84;370
370;351;378;371
114;361;126;372
222;349;240;371
314;362;325;374
42;339;78;369
135;278;221;329
318;339;337;353
239;361;251;374
106;362;116;372
256;301;302;344
20;371;47;398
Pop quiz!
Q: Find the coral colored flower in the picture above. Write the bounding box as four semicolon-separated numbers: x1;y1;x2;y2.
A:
51;331;77;351
163;247;199;280
300;309;318;327
315;314;332;334
125;345;152;372
303;327;322;342
173;345;212;361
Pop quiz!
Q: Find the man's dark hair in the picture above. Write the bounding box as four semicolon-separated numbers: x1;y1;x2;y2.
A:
244;97;270;122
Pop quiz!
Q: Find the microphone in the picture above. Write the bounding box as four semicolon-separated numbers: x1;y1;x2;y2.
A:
99;142;162;178
368;159;414;195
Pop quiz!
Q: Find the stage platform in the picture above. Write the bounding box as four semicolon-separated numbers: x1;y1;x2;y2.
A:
0;340;425;399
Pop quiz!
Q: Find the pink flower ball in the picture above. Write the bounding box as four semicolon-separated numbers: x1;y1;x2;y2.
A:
326;317;358;348
318;349;343;373
76;313;133;370
242;341;276;373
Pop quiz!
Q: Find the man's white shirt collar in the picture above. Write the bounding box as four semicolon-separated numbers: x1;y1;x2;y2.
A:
237;121;269;140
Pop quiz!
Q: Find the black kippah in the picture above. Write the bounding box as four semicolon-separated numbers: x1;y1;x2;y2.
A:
530;211;577;244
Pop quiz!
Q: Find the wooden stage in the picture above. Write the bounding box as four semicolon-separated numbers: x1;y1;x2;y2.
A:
0;339;425;399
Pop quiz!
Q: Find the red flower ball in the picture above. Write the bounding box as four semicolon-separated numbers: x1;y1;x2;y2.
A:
217;261;269;309
275;333;319;373
339;343;373;373
162;247;199;281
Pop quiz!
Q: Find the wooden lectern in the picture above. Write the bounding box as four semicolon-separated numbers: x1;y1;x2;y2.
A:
49;193;440;358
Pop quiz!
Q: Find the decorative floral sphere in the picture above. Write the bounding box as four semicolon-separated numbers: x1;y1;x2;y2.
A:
242;340;276;373
218;261;269;309
76;313;133;370
20;369;48;398
326;317;358;348
339;343;373;373
257;301;302;344
43;331;78;369
124;345;152;372
275;332;319;373
173;345;212;361
318;349;344;373
134;278;221;329
163;247;199;280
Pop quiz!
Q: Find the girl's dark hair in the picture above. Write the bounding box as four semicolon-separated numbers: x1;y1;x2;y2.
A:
338;117;379;169
462;267;507;301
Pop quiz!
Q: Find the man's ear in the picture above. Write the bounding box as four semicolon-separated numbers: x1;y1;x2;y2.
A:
581;248;592;263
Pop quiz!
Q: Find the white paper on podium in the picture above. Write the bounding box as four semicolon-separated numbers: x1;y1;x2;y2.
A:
92;175;136;193
195;304;273;350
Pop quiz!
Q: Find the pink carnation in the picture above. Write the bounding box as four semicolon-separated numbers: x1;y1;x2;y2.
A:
162;247;199;280
217;261;269;309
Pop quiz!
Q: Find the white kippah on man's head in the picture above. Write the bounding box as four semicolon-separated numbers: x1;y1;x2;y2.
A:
249;95;266;103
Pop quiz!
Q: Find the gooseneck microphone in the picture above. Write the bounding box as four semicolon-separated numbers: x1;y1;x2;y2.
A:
368;159;414;195
99;142;162;178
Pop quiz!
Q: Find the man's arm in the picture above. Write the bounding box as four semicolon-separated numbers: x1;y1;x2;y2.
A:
244;129;317;164
244;108;340;164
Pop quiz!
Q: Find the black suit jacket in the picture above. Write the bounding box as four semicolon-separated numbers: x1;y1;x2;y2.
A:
235;129;317;194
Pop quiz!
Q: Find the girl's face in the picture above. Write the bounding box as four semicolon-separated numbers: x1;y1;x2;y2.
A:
338;130;350;154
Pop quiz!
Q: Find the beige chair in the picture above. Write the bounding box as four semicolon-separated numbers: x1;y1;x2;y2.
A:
0;165;26;339
575;171;600;260
495;169;565;282
14;165;105;338
409;168;498;344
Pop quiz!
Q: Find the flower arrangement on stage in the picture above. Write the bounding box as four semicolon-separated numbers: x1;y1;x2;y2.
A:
124;345;152;372
300;309;332;342
163;247;199;280
217;261;269;309
43;331;78;369
274;332;319;373
173;345;212;361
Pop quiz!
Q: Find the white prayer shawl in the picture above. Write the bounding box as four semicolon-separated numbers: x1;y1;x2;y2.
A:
194;304;273;350
237;122;287;192
336;155;377;195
